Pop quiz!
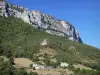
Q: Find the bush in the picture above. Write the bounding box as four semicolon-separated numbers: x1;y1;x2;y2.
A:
30;64;33;68
73;68;80;75
32;56;39;62
29;72;38;75
43;58;51;66
9;57;14;65
68;64;74;71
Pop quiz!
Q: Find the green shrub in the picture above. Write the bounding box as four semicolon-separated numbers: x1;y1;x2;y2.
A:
30;64;33;68
68;64;75;71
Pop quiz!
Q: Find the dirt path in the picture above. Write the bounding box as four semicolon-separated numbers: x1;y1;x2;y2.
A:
73;64;91;70
27;68;73;75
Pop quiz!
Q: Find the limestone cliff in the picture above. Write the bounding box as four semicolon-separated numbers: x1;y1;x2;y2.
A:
0;0;82;43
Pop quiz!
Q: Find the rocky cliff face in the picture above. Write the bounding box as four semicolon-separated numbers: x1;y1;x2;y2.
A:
0;0;82;43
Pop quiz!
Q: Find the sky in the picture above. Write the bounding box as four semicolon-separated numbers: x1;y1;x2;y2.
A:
8;0;100;49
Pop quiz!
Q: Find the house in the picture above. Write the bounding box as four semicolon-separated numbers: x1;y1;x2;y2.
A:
60;62;69;68
33;64;44;70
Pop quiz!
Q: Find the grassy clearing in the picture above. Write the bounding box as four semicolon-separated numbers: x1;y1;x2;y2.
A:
73;64;92;70
14;58;33;68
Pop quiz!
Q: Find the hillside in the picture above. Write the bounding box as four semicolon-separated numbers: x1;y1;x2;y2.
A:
0;16;100;71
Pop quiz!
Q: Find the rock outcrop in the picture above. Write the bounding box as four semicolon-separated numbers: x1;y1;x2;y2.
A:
40;39;48;46
0;0;82;43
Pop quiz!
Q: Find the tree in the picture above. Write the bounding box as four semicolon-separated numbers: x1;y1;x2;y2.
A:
30;64;33;69
9;56;14;65
0;38;3;55
73;68;80;75
68;64;74;71
43;58;51;66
